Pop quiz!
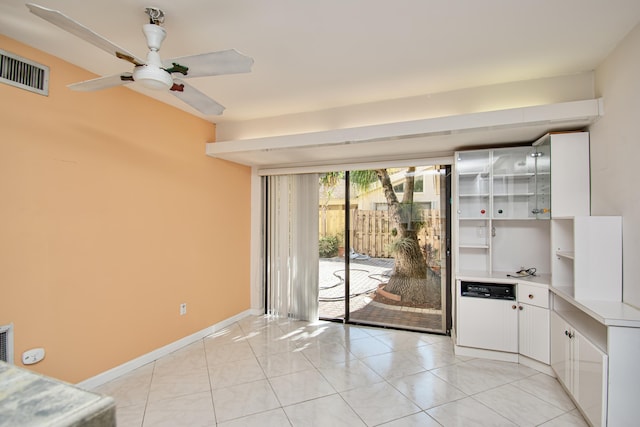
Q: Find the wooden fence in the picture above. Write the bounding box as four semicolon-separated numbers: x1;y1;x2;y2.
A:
320;208;443;263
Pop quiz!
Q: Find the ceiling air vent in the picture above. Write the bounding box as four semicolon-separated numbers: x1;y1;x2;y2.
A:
0;49;49;96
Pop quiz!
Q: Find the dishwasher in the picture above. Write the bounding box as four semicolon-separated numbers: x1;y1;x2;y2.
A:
457;281;518;353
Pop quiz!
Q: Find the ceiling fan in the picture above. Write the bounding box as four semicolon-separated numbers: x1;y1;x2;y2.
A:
26;3;254;115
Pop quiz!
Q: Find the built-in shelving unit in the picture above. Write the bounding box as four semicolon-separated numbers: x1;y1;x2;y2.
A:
453;130;640;427
454;145;551;275
551;216;622;301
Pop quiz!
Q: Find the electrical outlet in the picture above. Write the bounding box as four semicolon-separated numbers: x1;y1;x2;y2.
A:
180;303;187;316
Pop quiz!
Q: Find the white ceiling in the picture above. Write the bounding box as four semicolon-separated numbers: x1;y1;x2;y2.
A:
2;0;640;126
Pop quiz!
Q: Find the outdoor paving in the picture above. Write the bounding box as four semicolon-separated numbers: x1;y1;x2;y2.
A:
318;255;444;332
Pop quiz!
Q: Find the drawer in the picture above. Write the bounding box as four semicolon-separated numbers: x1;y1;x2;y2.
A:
518;284;549;308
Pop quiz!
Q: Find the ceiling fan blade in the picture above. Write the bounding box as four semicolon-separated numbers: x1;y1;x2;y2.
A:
68;73;133;91
26;3;145;66
170;79;225;115
163;49;253;78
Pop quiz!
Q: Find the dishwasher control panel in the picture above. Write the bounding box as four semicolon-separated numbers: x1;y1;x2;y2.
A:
460;281;515;300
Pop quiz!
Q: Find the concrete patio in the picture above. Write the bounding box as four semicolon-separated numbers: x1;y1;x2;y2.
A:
318;256;445;332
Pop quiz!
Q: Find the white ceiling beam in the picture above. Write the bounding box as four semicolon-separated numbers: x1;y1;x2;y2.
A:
206;99;602;169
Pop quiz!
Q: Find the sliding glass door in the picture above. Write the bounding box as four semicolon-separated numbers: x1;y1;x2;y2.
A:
317;165;450;333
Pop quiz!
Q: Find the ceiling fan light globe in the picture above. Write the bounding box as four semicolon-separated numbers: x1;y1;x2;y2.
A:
133;66;173;90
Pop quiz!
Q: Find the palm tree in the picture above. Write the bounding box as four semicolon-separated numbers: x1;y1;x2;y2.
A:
320;168;434;304
351;167;431;304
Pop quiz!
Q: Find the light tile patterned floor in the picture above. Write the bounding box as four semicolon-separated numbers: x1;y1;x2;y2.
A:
93;316;588;427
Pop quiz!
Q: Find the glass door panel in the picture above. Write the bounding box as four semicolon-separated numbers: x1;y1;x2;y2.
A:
318;174;347;321
347;166;448;333
534;139;551;219
492;147;537;219
456;151;490;219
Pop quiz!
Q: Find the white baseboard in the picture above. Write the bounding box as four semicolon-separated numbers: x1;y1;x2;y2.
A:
77;309;254;391
249;307;264;316
454;345;519;363
454;344;554;376
518;354;555;376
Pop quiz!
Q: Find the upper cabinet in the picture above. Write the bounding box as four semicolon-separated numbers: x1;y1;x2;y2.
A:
454;131;590;275
455;145;551;274
492;147;543;220
533;132;590;218
457;146;545;221
456;150;491;220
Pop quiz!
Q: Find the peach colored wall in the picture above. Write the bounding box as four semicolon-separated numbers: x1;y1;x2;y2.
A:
0;36;251;383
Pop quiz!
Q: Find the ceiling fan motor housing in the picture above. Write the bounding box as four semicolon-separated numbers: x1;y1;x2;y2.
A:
132;24;173;90
133;50;173;90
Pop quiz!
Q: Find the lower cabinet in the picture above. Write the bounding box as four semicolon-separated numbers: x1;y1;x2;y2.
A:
550;311;607;427
458;294;518;353
518;283;550;364
518;303;549;363
456;280;550;364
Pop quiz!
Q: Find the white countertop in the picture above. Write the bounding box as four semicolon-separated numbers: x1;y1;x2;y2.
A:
456;271;551;287
550;286;640;328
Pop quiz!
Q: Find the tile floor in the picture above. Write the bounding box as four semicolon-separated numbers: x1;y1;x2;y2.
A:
93;315;588;427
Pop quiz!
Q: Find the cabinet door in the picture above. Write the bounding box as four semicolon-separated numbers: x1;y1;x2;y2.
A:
533;138;551;219
574;331;607;427
458;296;518;352
492;147;537;219
457;150;491;219
518;303;549;364
549;132;590;217
550;311;571;390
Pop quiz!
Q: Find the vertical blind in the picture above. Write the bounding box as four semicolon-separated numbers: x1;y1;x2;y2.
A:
266;174;320;321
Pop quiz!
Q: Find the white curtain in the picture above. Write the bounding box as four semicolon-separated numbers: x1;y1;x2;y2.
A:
266;174;319;321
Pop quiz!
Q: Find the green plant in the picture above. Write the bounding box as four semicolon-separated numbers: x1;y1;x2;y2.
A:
319;235;339;258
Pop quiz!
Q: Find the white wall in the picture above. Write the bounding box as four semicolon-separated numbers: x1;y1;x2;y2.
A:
590;23;640;308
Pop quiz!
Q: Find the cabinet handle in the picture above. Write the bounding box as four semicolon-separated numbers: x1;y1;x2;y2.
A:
519;305;524;310
528;294;534;299
512;305;517;310
564;330;574;339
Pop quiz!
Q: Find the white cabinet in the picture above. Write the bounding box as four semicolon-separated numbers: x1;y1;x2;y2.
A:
456;279;549;364
550;311;571;386
457;284;518;353
550;310;607;427
551;216;622;301
455;146;550;275
550;291;640;427
454;132;591;277
574;330;608;427
517;284;549;364
533;131;590;218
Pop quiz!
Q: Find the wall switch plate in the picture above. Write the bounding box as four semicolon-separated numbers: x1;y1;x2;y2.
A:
180;303;187;315
22;348;45;365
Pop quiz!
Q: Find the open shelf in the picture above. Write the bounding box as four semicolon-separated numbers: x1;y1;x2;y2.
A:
555;250;575;260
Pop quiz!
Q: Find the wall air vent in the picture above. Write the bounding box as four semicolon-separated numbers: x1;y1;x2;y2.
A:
0;324;14;364
0;49;49;96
